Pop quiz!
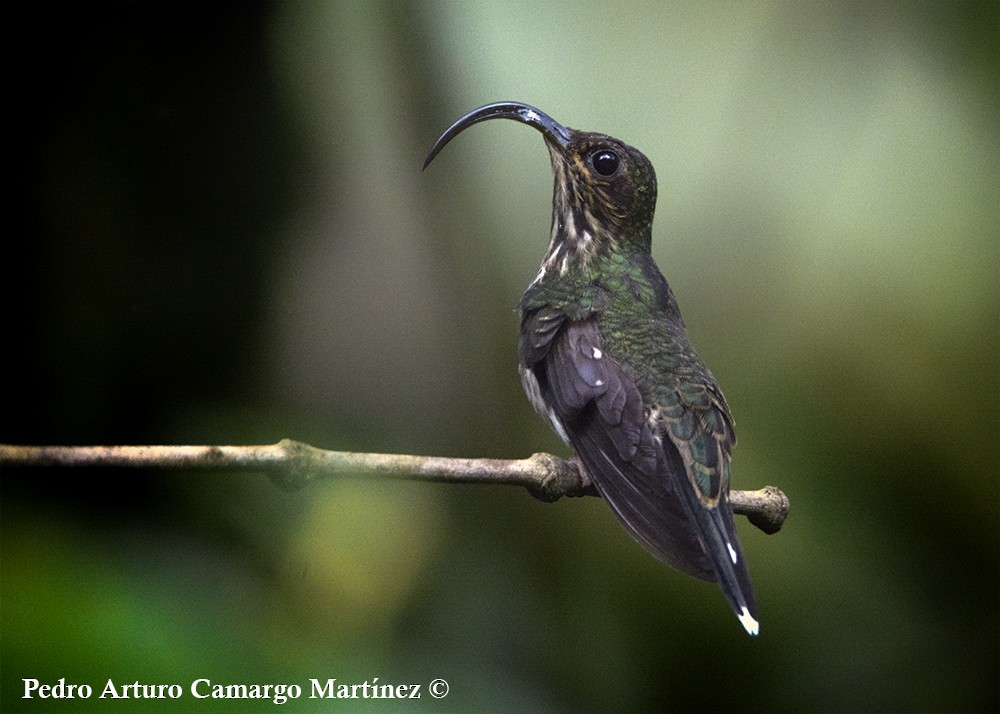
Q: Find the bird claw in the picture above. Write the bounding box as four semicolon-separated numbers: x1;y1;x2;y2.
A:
568;454;599;496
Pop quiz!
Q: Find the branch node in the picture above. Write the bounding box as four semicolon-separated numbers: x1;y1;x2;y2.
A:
739;485;790;535
269;439;319;491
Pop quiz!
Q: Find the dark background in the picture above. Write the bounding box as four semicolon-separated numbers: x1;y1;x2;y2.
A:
2;1;997;711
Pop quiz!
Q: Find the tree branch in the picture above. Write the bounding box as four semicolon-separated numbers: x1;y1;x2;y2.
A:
0;440;789;534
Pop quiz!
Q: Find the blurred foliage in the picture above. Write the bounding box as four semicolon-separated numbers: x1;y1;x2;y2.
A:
2;1;997;712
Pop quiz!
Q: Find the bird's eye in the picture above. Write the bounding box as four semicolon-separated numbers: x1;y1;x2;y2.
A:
592;150;620;176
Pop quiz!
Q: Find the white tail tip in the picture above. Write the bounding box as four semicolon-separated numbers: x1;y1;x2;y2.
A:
738;607;760;636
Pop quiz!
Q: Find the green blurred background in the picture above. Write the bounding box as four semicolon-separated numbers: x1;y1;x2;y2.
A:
2;1;997;711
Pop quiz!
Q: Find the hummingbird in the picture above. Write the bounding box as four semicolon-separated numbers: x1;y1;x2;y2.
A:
424;102;759;635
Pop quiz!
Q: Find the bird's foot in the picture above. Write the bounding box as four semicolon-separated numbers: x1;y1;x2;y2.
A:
568;454;599;497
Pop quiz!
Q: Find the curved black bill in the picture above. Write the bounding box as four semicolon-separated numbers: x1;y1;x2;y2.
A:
423;101;571;170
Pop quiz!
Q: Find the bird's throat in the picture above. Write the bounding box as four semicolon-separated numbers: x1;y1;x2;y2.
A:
534;150;606;283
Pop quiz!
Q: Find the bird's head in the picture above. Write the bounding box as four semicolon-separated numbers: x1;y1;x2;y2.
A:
425;102;658;269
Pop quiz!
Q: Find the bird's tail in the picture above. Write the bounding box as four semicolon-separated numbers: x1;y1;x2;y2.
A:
680;484;759;635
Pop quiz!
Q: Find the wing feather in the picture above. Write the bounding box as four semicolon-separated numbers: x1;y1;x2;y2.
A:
520;308;758;631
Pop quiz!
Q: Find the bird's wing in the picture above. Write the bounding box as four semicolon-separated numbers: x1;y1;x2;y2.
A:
659;377;758;633
521;309;758;632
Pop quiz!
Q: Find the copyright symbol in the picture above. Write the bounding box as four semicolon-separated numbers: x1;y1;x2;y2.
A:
428;679;449;698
